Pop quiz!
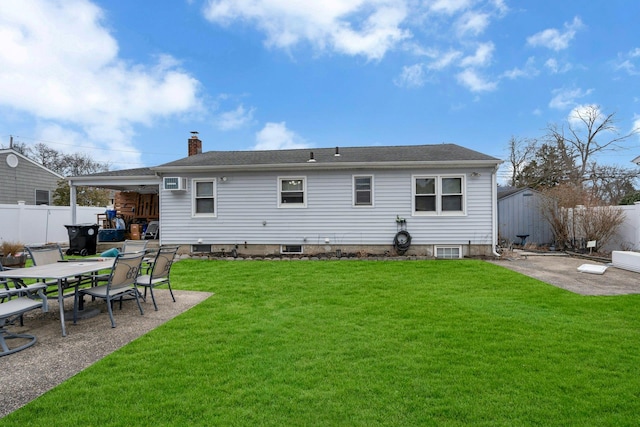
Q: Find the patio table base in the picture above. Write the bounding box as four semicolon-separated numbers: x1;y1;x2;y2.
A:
64;308;100;321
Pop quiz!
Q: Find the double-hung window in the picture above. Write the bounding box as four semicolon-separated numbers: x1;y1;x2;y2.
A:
413;175;465;215
278;177;306;208
35;189;50;205
192;179;216;217
353;175;373;206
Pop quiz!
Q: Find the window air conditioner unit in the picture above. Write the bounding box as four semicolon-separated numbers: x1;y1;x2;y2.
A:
163;177;186;191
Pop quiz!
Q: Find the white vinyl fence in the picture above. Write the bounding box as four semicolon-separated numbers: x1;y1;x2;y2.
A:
558;203;640;253
603;203;640;252
0;202;105;247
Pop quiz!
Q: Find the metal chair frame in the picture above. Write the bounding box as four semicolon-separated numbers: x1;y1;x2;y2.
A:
136;246;179;311
73;252;145;328
0;284;48;357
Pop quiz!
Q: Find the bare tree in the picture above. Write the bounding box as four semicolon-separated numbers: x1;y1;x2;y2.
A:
586;163;639;204
506;136;537;186
546;105;639;185
539;184;586;250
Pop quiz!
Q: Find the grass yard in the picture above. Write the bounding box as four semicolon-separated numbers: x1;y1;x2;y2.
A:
2;259;640;426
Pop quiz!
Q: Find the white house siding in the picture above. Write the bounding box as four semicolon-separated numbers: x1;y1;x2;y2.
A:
159;167;496;252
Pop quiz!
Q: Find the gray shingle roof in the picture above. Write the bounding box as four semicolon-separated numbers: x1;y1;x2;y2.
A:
155;143;500;169
71;167;155;178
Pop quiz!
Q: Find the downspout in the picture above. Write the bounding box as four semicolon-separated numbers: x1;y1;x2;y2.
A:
69;181;77;224
491;166;501;257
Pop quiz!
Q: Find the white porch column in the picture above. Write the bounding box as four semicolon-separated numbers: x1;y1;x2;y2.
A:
69;182;77;224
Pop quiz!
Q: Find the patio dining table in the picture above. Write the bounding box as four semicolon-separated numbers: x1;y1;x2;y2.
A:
1;258;115;336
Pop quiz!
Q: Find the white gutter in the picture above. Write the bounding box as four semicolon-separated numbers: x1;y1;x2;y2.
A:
491;166;501;257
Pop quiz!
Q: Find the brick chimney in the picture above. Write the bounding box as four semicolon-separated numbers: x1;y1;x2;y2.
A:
188;131;202;156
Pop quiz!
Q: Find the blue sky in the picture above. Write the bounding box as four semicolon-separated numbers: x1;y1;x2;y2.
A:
0;0;639;183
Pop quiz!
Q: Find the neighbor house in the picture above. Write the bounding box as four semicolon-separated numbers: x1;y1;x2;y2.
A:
0;148;63;205
68;134;502;258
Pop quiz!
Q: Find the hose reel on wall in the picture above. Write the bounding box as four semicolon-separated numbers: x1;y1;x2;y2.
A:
393;215;411;254
393;230;412;254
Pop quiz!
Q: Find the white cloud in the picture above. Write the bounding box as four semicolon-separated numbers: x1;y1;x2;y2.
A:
459;42;494;67
253;122;310;150
427;49;463;70
502;57;538;79
614;47;640;75
394;63;426;88
544;58;572;74
429;0;473;15
0;0;200;168
455;11;490;37
203;0;411;61
214;105;255;131
456;69;497;92
548;87;593;110
526;16;583;51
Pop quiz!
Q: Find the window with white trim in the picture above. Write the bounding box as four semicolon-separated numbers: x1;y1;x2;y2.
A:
192;179;216;217
413;175;465;215
353;175;373;206
278;177;306;208
35;189;50;205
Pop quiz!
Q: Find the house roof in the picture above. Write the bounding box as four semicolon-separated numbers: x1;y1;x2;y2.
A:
497;186;540;200
0;148;64;179
153;143;501;172
67;143;501;192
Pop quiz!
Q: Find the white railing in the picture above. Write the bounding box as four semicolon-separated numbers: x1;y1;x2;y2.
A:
0;202;105;246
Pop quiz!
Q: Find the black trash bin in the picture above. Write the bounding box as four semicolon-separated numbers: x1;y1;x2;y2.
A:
65;224;99;256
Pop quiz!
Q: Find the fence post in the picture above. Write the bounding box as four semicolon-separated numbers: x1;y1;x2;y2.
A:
634;202;640;250
17;201;25;243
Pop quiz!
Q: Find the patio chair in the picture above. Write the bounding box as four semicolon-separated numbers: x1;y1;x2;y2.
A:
121;239;149;254
25;244;65;266
143;221;159;240
1;261;26;324
0;283;48;356
135;246;179;311
25;244;87;296
73;251;145;328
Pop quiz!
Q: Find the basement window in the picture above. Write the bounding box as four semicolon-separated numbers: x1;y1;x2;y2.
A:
281;245;303;254
192;244;212;253
435;246;462;259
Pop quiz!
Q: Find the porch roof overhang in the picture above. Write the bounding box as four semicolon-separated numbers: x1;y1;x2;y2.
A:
68;168;160;194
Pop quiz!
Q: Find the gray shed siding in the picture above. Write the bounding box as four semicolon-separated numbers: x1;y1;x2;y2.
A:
0;151;61;205
159;166;496;247
498;189;554;246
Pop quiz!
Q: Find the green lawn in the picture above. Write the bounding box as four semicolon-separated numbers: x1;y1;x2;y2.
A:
3;259;640;426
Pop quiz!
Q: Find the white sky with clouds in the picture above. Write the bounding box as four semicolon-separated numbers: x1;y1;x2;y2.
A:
0;0;638;180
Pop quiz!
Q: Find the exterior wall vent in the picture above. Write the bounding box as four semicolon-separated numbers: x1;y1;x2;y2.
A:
163;177;186;191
